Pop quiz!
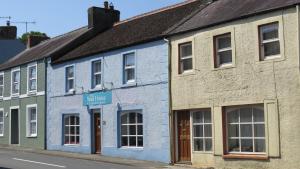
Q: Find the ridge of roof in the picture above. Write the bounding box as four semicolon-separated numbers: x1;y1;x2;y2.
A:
114;0;199;26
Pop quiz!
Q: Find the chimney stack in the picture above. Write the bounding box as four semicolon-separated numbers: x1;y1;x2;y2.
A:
0;25;17;40
88;1;120;31
27;34;49;48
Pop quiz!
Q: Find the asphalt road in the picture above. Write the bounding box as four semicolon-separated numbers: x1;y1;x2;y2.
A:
0;149;152;169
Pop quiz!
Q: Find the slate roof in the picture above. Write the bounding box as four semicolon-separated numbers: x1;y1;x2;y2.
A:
52;0;205;64
167;0;300;36
0;40;25;64
0;26;89;70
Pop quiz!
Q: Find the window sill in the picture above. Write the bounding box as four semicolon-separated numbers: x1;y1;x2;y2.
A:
213;64;235;71
11;94;19;98
0;135;4;137
119;147;144;151
121;82;137;88
178;70;195;76
223;154;268;160
63;144;80;147
89;87;103;92
64;90;76;96
27;91;37;96
259;55;283;63
26;135;37;138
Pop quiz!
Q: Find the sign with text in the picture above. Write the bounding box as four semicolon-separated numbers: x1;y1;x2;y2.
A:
83;91;112;106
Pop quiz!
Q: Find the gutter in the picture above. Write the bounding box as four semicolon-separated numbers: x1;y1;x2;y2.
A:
164;37;174;165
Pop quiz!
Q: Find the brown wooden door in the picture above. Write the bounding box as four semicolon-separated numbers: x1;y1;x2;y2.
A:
94;113;101;154
177;111;191;162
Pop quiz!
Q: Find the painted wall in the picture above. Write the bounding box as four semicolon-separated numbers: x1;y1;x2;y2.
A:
170;7;300;169
0;60;46;149
47;40;171;163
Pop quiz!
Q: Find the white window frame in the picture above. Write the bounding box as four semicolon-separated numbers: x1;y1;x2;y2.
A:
214;33;232;68
0;109;4;137
65;65;75;93
11;67;20;97
259;22;280;60
26;104;37;137
91;59;102;89
226;105;266;155
0;72;4;98
120;111;143;148
192;109;213;152
27;63;37;94
123;53;136;84
179;42;193;74
63;114;80;146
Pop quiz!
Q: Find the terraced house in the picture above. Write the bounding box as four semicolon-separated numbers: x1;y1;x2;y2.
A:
167;0;300;168
46;0;203;163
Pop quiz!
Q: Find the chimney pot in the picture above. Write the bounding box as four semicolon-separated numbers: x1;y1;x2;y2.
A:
104;1;109;9
109;2;114;10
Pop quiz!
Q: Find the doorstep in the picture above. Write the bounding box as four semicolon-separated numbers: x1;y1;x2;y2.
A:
0;144;166;168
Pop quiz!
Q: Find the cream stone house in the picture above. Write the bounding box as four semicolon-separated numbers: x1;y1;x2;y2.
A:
166;0;300;168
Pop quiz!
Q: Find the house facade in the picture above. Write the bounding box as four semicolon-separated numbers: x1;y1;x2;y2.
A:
168;0;300;168
46;0;202;163
0;60;46;149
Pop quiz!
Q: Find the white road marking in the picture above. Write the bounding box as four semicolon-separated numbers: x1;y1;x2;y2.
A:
12;158;66;168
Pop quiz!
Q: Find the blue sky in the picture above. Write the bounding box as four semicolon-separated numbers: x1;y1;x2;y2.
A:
0;0;184;37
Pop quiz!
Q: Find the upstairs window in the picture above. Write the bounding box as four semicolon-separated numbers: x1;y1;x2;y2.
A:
0;73;4;97
225;105;265;154
259;22;280;60
65;66;74;93
11;69;20;96
28;65;37;93
123;53;135;84
92;60;102;89
179;42;193;74
214;33;232;68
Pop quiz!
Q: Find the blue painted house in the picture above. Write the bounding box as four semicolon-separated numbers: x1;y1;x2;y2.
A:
46;0;203;163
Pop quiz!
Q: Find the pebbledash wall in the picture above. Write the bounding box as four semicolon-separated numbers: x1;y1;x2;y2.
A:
47;40;171;163
0;60;46;149
170;7;300;169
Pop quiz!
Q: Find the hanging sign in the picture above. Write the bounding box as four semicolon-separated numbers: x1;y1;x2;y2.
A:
83;91;112;106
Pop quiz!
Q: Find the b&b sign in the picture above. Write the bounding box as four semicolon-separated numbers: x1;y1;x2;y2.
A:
83;91;112;106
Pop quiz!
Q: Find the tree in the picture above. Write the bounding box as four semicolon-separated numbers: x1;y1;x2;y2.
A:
18;31;48;44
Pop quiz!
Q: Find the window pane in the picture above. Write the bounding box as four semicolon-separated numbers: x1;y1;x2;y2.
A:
264;41;280;57
30;108;37;121
64;126;69;135
204;124;212;137
0;75;3;85
254;124;265;137
181;58;192;71
13;71;20;82
129;125;136;135
129;113;136;123
228;124;239;137
93;61;101;73
240;108;252;122
0;124;3;134
125;69;135;82
76;136;80;144
217;36;231;49
228;110;239;123
76;126;80;135
125;53;135;67
253;107;264;122
129;136;136;146
205;139;212;151
30;122;36;134
0;86;3;96
68;79;74;90
30;79;37;90
194;138;203;151
70;116;75;125
0;112;3;123
204;111;211;123
64;116;70;126
137;136;143;147
29;66;36;79
241;139;253;152
70;126;75;134
70;136;75;144
67;66;74;78
255;139;265;152
193;125;203;137
122;137;128;146
180;43;192;58
121;125;128;135
137;125;143;135
218;50;232;65
262;24;278;40
94;74;101;86
241;124;252;137
64;136;70;144
75;116;80;125
193;112;203;124
228;139;240;152
137;113;142;123
121;114;128;124
13;84;19;93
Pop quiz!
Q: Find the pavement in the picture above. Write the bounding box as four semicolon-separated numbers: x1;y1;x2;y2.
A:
0;146;198;169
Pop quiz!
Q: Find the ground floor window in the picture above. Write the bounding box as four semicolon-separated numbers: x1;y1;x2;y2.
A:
120;112;143;147
193;109;212;152
27;105;37;137
0;110;3;136
225;105;265;154
64;114;80;145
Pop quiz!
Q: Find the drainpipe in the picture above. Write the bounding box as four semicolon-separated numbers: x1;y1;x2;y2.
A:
164;37;174;165
44;57;48;150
